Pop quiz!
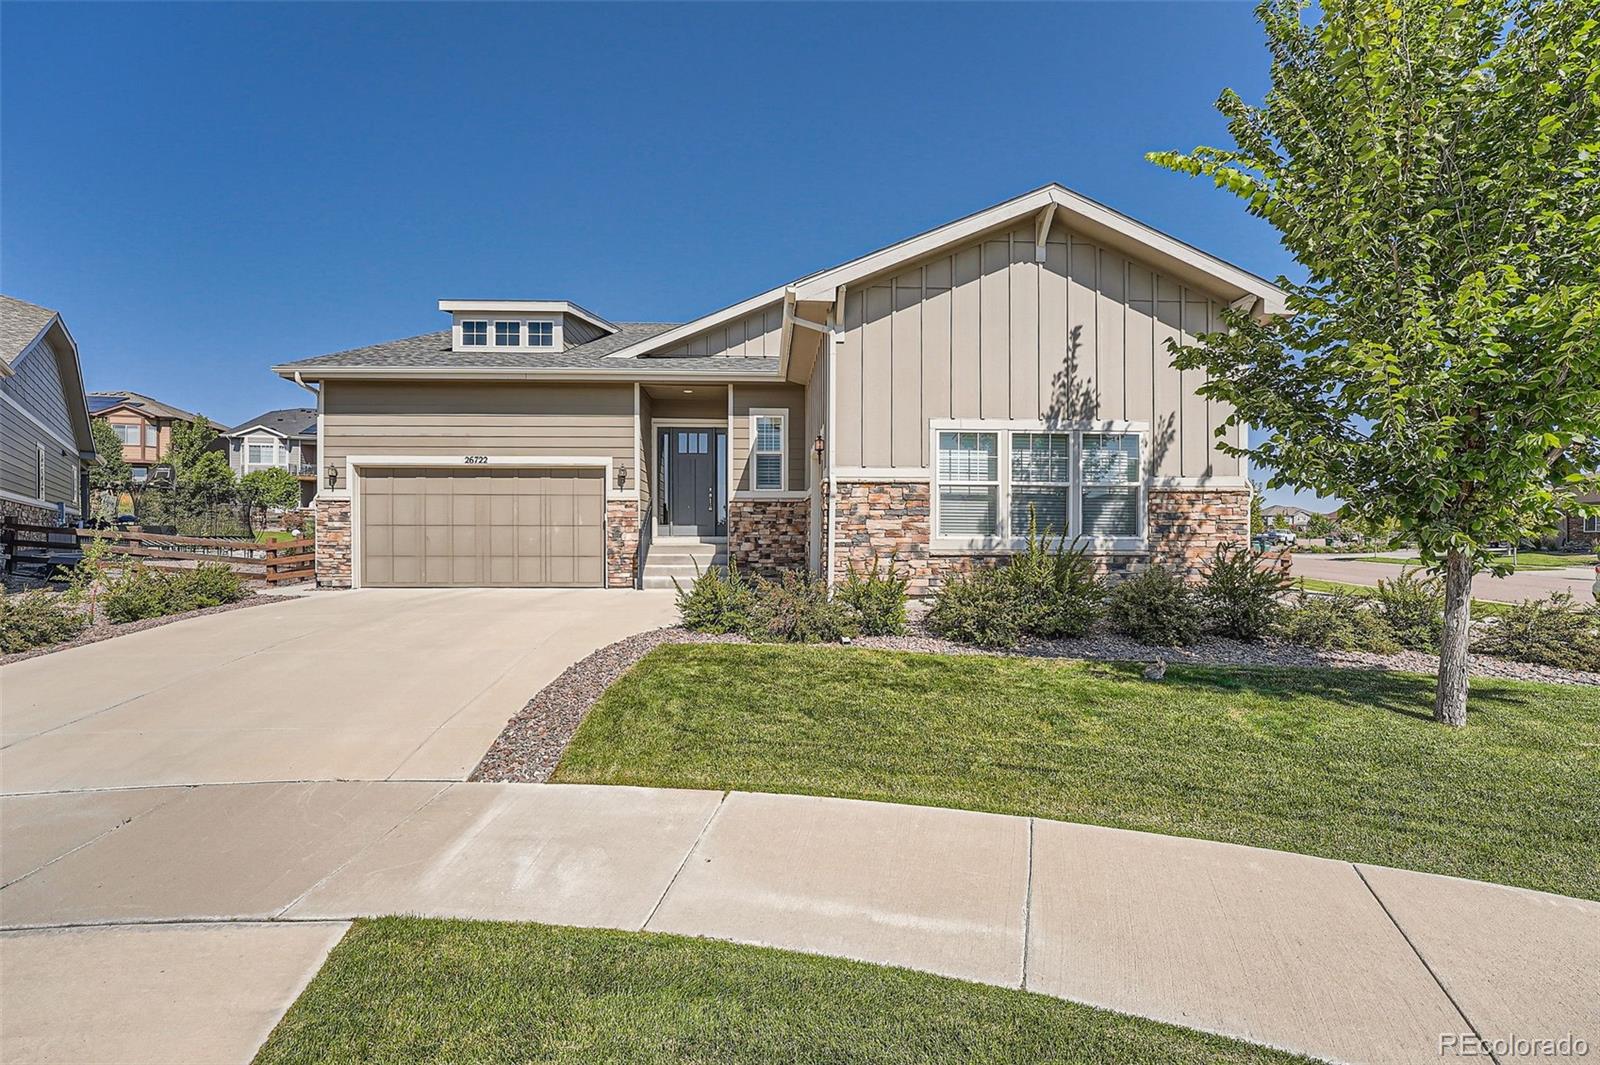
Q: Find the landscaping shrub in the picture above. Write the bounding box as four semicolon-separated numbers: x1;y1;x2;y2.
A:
1372;568;1445;651
673;560;756;635
836;557;909;636
101;562;248;623
1277;589;1401;653
925;567;1022;648
1005;517;1103;639
1472;593;1600;672
0;590;89;654
1201;541;1292;641
750;570;858;644
1106;565;1202;646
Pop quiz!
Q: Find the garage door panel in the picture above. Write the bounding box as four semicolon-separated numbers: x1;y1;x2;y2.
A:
361;466;606;588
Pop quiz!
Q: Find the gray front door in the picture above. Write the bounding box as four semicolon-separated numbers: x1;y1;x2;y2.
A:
658;427;725;536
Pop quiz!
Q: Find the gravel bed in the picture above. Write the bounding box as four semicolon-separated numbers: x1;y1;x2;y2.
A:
473;619;1595;783
0;592;296;666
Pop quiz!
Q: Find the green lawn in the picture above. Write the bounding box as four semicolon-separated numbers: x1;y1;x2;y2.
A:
255;530;298;544
555;644;1599;900
254;918;1306;1065
1349;550;1594;571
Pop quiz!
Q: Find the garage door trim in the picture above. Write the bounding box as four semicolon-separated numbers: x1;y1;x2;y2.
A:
347;454;618;590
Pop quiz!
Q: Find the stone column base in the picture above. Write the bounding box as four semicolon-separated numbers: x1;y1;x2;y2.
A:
314;497;352;588
727;497;809;577
606;498;640;588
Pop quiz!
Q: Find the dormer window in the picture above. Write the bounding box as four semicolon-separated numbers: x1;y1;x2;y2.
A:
528;321;554;347
495;321;521;346
462;320;488;346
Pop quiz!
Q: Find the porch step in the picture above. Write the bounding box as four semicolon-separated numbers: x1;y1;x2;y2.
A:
641;542;726;590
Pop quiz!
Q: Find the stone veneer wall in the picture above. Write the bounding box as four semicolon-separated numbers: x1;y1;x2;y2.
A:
727;497;809;576
314;497;352;588
830;481;1252;596
606;498;640;588
0;498;58;527
1147;487;1253;580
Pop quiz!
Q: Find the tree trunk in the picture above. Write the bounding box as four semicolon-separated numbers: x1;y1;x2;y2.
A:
1434;548;1472;726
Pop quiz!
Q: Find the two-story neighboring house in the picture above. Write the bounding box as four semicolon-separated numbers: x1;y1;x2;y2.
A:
86;390;225;483
223;407;319;506
1;295;96;524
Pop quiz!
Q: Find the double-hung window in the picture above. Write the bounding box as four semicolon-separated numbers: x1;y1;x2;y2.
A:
527;321;554;347
752;412;785;491
1010;432;1072;537
145;424;158;447
1079;432;1143;539
934;426;1145;545
246;436;281;468
494;321;521;347
937;431;1001;537
461;320;488;346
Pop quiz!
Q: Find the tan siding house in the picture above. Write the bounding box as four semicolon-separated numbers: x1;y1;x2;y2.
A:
1;295;95;524
276;185;1283;592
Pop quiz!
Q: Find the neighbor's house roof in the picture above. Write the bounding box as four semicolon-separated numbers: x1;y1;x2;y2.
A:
276;182;1286;383
226;407;317;438
87;390;228;431
0;295;60;367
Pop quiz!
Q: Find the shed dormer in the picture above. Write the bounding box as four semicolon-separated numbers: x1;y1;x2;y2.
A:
438;300;616;354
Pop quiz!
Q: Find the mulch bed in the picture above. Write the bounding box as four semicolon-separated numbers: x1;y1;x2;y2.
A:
0;593;296;667
472;621;1598;784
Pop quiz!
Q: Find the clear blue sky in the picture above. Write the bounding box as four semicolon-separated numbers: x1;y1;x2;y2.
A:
1;1;1329;508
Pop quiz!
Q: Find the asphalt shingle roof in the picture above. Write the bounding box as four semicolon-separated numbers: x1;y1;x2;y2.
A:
277;323;779;375
85;390;223;427
0;294;59;366
228;407;317;437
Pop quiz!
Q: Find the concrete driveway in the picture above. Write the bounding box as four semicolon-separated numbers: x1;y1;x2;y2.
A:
0;588;677;794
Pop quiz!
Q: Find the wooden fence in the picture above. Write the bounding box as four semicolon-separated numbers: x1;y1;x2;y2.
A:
1;520;315;585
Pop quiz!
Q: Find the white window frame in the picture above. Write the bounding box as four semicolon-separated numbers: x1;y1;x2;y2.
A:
935;430;1002;540
244;434;284;470
145;423;158;447
1009;430;1074;539
112;423;140;447
929;420;1149;553
37;445;46;499
494;320;522;347
1584;515;1600;534
460;319;489;347
527;320;555;348
749;408;787;493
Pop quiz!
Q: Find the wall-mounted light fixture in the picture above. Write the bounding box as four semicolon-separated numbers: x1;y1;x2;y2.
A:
615;462;628;491
813;432;826;464
325;464;339;490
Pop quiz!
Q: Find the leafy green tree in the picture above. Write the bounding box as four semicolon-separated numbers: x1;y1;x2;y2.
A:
238;467;300;533
1249;481;1266;534
88;419;130;521
1148;0;1600;725
1306;513;1336;538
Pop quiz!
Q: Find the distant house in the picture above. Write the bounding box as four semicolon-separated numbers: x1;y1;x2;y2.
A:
86;390;225;484
223;407;318;507
1261;505;1315;530
1;295;95;524
1566;490;1600;548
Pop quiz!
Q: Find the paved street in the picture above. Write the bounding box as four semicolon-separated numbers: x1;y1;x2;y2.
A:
2;781;1595;1065
1292;553;1597;604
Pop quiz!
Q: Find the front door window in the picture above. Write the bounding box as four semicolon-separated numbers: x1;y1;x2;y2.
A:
658;427;726;536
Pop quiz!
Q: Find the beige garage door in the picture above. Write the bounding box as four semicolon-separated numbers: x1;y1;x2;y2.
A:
359;467;605;588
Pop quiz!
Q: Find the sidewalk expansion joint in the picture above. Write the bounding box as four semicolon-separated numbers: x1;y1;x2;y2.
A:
642;789;728;931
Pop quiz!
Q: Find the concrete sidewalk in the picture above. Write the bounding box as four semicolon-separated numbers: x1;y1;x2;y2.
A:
1293;554;1597;604
3;782;1595;1064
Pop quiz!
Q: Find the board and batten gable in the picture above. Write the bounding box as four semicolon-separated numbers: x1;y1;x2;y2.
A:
320;381;638;490
1;335;82;511
831;220;1241;480
660;302;784;358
